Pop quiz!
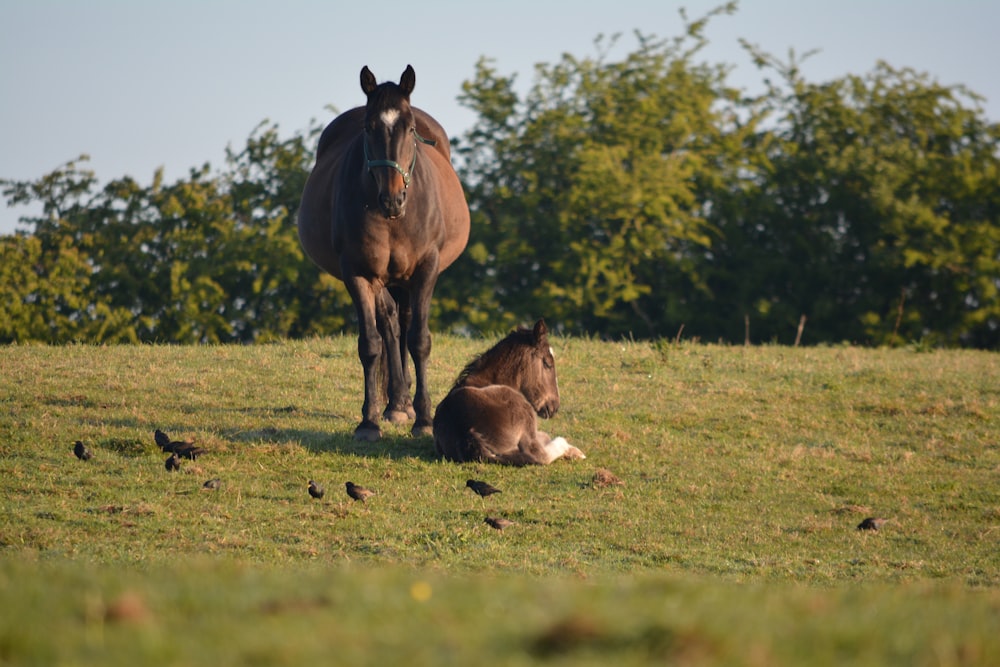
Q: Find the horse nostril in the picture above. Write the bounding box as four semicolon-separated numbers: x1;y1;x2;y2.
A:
379;191;407;218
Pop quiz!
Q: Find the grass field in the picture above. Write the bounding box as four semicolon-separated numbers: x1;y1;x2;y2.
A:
1;336;999;665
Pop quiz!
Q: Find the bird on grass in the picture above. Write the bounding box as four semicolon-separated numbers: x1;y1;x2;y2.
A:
345;482;375;503
466;479;501;498
154;429;171;449
73;440;93;461
484;516;514;531
154;429;205;460
165;453;181;472
308;480;325;499
202;478;222;490
857;517;888;531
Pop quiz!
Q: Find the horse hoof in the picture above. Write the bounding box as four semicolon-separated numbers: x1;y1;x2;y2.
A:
411;423;433;438
383;409;412;425
353;426;382;442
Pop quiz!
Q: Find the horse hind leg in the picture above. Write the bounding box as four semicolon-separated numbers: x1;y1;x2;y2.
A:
377;288;413;425
390;286;417;421
405;259;441;437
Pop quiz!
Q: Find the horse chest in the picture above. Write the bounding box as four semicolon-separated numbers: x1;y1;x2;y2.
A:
348;223;422;281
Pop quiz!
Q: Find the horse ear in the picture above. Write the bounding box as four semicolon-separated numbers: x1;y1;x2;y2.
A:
532;319;548;344
399;65;415;96
360;66;378;96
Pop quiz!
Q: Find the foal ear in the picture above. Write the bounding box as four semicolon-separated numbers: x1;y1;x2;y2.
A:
399;65;416;96
360;66;378;96
532;319;548;344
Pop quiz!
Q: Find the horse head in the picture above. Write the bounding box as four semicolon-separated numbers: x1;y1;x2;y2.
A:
522;319;561;419
360;65;419;219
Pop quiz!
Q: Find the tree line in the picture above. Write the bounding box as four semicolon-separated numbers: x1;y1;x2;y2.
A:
3;6;999;347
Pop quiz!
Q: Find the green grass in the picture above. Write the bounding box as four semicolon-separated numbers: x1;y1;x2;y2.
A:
2;337;999;665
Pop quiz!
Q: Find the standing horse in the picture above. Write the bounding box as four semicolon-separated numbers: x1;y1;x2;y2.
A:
433;320;586;465
298;66;470;441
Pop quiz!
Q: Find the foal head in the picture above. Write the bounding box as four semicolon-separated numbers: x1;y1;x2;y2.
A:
360;65;418;219
455;319;561;418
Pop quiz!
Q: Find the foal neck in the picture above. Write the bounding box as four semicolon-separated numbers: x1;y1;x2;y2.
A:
454;337;534;391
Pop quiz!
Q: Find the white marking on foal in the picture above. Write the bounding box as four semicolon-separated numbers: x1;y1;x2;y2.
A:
380;109;401;129
544;436;585;463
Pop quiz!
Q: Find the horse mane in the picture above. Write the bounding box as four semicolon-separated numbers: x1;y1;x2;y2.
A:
451;327;537;390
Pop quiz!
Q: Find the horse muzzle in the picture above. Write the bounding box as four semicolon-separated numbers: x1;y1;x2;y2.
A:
537;397;560;419
378;189;407;219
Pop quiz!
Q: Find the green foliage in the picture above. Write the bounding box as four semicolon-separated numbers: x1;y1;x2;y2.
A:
450;7;747;337
2;2;998;346
448;5;999;345
705;46;1000;347
0;122;353;343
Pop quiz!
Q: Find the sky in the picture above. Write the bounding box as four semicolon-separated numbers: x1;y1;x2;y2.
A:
1;0;997;235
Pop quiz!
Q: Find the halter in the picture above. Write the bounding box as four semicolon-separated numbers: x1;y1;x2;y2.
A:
363;128;437;188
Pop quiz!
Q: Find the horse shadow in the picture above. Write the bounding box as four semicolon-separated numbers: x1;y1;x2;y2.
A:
227;426;438;461
86;406;440;462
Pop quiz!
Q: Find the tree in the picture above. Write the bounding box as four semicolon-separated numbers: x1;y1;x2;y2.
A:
0;122;355;343
706;46;1000;346
4;2;998;347
450;4;759;338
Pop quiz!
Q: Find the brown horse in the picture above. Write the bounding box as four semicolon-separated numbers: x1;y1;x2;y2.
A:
433;320;586;465
298;66;470;441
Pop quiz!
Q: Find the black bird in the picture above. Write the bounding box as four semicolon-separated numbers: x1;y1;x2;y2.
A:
154;429;205;459
172;442;205;460
165;453;181;472
345;482;375;503
466;479;501;498
308;480;325;499
73;440;93;461
857;517;888;531
202;478;222;490
154;429;171;449
484;516;514;531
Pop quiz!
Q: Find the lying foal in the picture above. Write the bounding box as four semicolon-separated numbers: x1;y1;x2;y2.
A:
433;319;585;465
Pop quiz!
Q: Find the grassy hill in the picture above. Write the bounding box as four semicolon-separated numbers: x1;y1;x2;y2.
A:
1;336;998;665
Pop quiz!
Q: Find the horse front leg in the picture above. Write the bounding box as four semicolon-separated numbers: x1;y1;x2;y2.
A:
347;277;383;442
407;257;440;437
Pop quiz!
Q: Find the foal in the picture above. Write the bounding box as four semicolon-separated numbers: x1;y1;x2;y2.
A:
433;320;586;465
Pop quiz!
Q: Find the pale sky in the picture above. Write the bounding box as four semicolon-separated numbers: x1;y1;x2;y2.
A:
2;0;997;234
